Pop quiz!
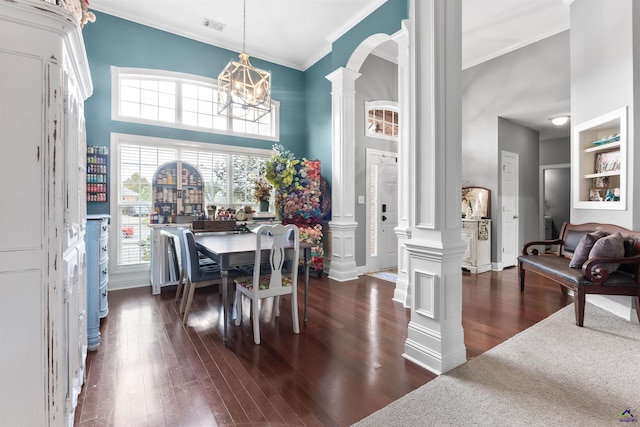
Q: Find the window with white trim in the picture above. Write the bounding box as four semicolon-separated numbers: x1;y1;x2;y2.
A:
112;133;270;267
365;100;399;140
112;67;279;141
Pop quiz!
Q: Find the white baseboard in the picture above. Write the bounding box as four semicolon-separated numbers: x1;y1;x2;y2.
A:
585;295;639;324
109;269;151;291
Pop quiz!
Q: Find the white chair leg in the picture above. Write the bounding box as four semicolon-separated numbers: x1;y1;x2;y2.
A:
252;295;260;344
234;288;242;326
182;278;196;324
291;289;299;334
274;295;281;317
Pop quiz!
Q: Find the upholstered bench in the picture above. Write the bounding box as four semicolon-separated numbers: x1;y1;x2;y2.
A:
518;222;640;326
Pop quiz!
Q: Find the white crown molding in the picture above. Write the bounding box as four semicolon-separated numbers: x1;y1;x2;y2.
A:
89;3;307;71
462;23;569;70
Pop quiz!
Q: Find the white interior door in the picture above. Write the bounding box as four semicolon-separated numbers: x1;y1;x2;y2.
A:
366;149;398;272
501;151;519;268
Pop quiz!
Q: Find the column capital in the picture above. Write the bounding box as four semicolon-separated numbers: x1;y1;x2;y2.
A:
325;67;361;88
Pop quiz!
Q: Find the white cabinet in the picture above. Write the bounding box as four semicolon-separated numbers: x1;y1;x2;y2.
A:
0;1;92;426
573;107;627;210
461;219;491;273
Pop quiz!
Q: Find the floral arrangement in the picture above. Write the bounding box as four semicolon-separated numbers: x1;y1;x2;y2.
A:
264;145;325;272
299;224;324;270
265;144;299;190
252;177;272;202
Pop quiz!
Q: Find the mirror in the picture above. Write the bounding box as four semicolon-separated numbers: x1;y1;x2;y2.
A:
461;186;491;219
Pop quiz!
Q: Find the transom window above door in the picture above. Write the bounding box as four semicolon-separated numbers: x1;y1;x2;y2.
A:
365;100;398;140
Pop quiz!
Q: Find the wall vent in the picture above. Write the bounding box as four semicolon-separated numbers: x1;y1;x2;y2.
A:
202;18;225;31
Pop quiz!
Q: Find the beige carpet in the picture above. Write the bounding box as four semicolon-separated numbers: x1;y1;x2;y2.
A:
354;303;640;426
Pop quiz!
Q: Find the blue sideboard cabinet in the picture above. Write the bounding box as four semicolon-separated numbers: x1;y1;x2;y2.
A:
86;215;110;350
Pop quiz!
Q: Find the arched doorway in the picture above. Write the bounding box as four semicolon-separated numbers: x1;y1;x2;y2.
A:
326;30;410;304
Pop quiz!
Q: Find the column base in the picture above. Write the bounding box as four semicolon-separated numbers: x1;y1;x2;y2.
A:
403;321;466;375
328;220;359;282
393;275;411;307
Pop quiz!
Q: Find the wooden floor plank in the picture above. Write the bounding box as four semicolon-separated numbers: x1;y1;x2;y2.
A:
75;267;570;426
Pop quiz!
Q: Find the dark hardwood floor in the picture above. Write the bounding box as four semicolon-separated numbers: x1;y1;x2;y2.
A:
74;267;571;427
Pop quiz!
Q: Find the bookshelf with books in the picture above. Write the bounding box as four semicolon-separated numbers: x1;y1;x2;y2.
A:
573;107;627;209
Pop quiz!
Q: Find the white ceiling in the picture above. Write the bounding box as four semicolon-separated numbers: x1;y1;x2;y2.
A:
88;0;571;138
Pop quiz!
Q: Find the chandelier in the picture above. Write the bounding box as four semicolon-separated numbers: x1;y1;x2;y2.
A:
217;0;271;121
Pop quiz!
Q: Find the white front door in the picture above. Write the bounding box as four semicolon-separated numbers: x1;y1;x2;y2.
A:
501;151;519;268
366;149;398;272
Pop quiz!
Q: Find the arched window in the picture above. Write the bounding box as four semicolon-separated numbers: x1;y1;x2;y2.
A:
111;67;279;141
365;100;399;140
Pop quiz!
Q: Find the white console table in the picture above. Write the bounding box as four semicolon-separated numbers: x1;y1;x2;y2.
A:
461;219;492;273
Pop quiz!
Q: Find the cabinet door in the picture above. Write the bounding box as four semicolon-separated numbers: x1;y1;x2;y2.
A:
0;47;48;425
0;49;43;254
63;70;85;249
63;244;87;426
461;225;475;265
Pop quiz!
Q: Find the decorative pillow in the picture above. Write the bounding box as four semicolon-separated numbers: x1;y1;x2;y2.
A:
569;231;605;268
619;237;638;274
587;232;625;273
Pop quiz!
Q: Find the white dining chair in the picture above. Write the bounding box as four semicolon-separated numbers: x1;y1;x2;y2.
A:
234;224;300;344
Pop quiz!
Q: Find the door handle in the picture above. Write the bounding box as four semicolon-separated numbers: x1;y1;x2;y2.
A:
382;215;387;222
513;215;519;219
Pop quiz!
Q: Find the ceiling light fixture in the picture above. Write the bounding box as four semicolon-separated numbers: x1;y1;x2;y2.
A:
550;115;570;126
217;0;271;121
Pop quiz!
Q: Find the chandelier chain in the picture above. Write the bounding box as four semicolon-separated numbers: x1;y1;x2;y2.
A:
242;0;246;53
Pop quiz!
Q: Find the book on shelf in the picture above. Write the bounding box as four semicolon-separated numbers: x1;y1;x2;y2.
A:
593;176;610;188
595;151;620;173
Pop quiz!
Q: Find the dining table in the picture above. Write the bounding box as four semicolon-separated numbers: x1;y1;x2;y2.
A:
194;231;312;341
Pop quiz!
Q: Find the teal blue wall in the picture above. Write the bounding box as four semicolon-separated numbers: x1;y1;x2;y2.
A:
331;0;407;70
83;12;306;214
304;54;333;183
304;0;408;189
84;2;407;213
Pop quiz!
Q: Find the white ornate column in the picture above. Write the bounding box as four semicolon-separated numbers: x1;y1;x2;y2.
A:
326;67;360;282
402;0;467;374
394;21;413;306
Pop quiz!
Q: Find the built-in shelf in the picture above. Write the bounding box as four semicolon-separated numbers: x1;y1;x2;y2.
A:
584;171;621;179
573;107;627;209
584;141;621;153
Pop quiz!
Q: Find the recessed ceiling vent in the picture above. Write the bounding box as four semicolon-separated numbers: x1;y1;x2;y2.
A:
202;18;225;31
